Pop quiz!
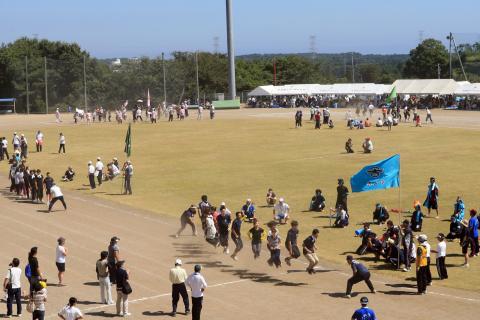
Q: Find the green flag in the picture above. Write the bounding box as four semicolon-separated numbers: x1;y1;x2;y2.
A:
386;86;397;104
124;123;132;157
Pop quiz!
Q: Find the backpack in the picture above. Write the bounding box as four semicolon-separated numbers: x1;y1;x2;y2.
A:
25;264;31;279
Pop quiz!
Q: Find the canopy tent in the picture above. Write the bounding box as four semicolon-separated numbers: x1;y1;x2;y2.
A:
0;98;16;113
248;83;391;97
392;79;459;95
454;82;480;96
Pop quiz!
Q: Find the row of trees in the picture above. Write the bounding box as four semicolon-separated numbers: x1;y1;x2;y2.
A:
0;37;478;113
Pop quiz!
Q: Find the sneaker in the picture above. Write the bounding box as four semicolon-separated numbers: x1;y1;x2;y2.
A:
402;268;410;272
371;289;376;294
123;313;132;317
345;294;352;299
171;311;176;317
230;254;238;261
462;263;470;268
225;248;230;254
17;314;22;317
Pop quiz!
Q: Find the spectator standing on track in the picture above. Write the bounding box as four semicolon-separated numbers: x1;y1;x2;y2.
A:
96;251;114;305
176;205;197;238
346;255;375;298
169;259;190;317
284;220;300;266
43;172;54;205
108;237;121;284
115;261;131;317
351;297;377;320
230;212;243;261
123;160;133;195
57;297;83;320
35;169;44;203
401;219;413;272
419;235;432;286
248;219;264;259
432;233;448;280
467;209;479;257
186;265;207;320
87;161;96;189
416;236;428;294
3;258;22;317
303;229;320;274
217;207;231;254
48;183;67;213
58;133;66;154
28;247;43;292
31;281;47;320
95;157;104;186
55;237;67;286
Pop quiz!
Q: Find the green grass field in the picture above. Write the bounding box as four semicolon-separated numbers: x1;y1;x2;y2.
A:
2;109;479;291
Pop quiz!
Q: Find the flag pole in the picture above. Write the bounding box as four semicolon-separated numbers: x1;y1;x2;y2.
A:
397;156;402;270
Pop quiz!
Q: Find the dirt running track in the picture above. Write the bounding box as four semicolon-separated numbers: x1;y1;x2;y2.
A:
0;176;479;319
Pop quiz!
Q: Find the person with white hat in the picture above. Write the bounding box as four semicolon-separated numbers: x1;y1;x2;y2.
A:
273;197;290;224
415;235;429;294
95;157;104;186
169;259;190;317
87;161;96;189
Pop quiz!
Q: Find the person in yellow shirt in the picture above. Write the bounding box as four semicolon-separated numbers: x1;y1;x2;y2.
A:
416;235;428;294
169;259;190;317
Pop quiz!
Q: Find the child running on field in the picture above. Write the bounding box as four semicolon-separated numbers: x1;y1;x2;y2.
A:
248;219;264;259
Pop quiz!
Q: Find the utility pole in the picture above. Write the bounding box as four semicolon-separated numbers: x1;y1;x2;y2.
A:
44;56;48;114
162;52;167;105
273;58;277;85
195;51;200;106
447;32;452;79
226;0;236;100
25;56;29;114
437;64;441;79
83;55;87;111
351;52;355;83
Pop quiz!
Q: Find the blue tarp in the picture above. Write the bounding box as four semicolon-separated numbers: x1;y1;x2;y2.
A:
0;98;16;102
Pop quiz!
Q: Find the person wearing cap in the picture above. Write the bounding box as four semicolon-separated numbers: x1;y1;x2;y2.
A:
420;235;432;286
303;229;320;274
123;160;133;195
186;265;207;320
95;157;104;186
96;251;114;305
284;220;300;266
431;233;448;280
112;157;119;169
423;177;439;218
48;183;67;213
416;235;428;294
346;255;375;298
108;237;121;284
176;205;198;238
230;212;244;260
351;297;377;320
336;178;349;213
241;199;256;222
55;237;68;286
58;133;66;153
401;219;413;272
273;197;290;224
169;259;190;316
87;161;96;189
362;137;373;153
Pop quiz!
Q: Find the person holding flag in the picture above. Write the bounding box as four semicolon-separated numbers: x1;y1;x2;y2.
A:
122;124;133;195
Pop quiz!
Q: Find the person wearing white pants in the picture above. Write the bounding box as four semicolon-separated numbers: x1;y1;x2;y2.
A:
96;251;113;304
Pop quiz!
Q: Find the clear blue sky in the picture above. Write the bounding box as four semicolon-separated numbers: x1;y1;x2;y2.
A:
1;0;479;58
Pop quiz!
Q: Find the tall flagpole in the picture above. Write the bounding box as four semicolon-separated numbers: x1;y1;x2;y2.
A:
162;52;167;106
195;51;200;106
226;0;236;100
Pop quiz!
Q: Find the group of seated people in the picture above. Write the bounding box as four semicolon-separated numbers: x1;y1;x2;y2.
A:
376;116;399;127
344;137;374;153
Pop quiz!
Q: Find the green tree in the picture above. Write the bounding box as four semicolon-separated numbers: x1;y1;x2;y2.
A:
403;39;449;78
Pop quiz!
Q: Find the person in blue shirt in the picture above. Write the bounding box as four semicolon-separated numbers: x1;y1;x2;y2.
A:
346;255;375;298
352;297;377;320
241;199;256;222
453;196;465;223
467;209;479;257
410;204;424;232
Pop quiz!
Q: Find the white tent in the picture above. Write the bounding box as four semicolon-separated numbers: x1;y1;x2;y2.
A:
392;79;459;95
248;83;391;96
454;82;480;96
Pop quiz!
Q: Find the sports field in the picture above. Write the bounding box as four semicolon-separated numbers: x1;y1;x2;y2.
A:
0;108;479;319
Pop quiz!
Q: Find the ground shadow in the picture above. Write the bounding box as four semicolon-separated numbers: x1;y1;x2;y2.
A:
76;187;90;191
83;281;99;286
85;311;116;317
36;209;50;213
105;193;125;196
385;283;417;289
142;311;174;317
339;251;356;256
378;290;417;296
322;292;357;298
76;300;101;305
225;268;307;287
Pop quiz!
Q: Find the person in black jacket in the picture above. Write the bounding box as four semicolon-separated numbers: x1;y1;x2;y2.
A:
401;220;413;271
346;255;375;298
115;261;131;317
372;204;389;225
309;189;326;212
336;179;349;213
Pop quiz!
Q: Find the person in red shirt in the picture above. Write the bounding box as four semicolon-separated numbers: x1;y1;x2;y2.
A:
314;112;321;129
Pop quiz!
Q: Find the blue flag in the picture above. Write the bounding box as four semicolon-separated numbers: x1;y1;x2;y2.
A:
350;155;400;193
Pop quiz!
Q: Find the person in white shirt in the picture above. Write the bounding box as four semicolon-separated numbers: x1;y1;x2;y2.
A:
169;259;190;316
58;297;83;320
55;108;62;123
3;258;22;317
1;137;9;160
425;107;433;124
48;183;67;212
368;103;375;117
362;138;373;153
375;118;383;127
58;133;66;153
56;237;68;285
204;211;219;247
197;105;203;120
95;157;104;186
186;265;207;320
88;161;96;189
12;132;20;151
432;233;448;280
36;130;44;152
273;198;290;224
